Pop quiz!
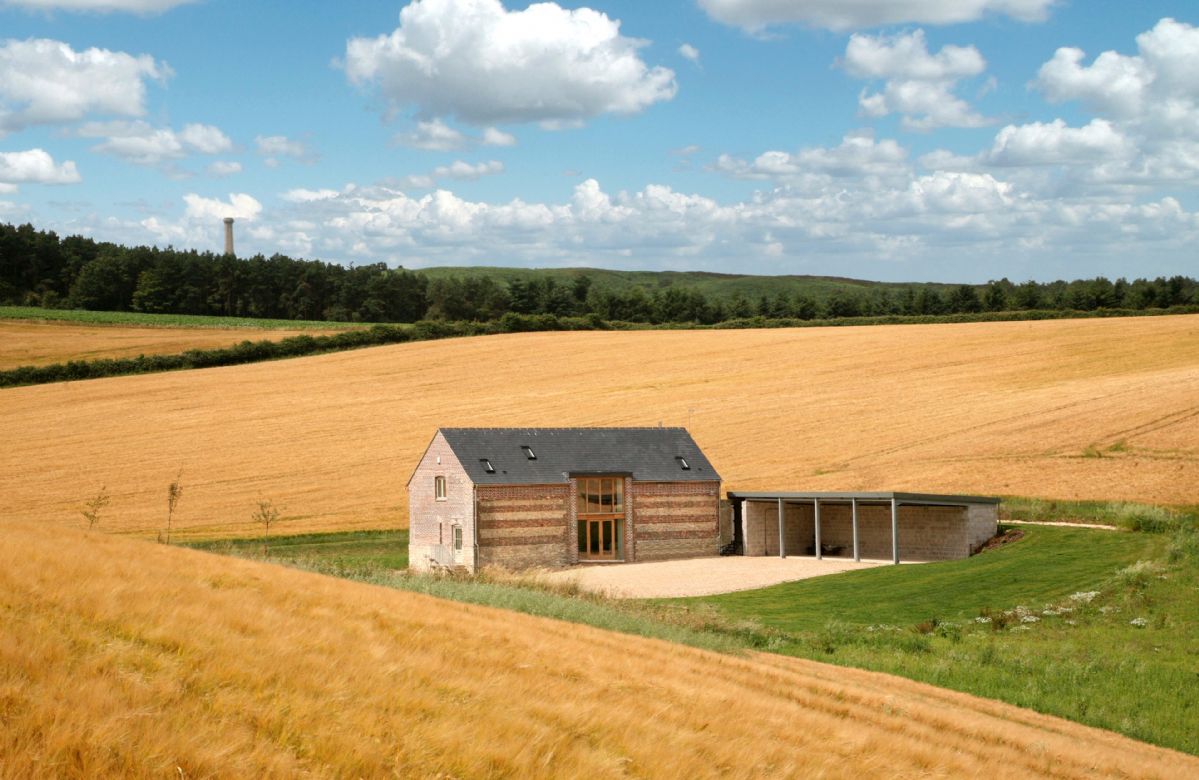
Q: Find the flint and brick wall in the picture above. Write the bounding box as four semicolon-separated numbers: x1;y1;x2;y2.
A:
408;432;474;572
632;481;720;562
476;484;571;569
741;500;999;561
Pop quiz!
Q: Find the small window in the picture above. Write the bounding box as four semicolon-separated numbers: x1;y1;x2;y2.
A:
521;445;536;460
676;456;691;470
434;475;447;500
453;525;463;551
480;458;495;473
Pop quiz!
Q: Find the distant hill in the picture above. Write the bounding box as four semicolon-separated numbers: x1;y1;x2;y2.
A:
414;265;957;303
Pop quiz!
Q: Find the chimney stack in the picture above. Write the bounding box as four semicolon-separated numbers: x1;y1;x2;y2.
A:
223;217;235;256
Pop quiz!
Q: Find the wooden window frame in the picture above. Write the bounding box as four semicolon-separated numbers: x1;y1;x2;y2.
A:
434;475;447;501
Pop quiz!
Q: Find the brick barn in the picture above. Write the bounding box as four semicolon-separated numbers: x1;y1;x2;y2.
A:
407;427;720;572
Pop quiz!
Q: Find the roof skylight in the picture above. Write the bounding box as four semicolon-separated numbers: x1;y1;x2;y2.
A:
480;458;495;473
521;445;536;460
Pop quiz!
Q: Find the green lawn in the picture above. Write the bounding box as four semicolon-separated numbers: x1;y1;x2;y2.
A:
0;305;363;330
685;524;1199;754
694;525;1158;631
187;529;409;572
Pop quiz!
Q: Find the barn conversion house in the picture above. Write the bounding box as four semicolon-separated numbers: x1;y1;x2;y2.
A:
408;427;721;572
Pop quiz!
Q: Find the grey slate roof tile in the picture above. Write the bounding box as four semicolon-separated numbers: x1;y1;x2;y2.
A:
439;427;720;485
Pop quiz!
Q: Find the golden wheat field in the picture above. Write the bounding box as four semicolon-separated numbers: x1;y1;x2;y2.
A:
0;319;337;369
1;520;1194;779
1;315;1197;538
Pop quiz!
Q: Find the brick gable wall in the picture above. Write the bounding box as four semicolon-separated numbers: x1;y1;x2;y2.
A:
408;432;474;572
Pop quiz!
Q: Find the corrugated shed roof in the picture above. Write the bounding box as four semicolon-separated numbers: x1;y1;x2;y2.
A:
439;427;720;485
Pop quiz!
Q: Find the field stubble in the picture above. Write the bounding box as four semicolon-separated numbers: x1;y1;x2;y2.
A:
1;315;1197;537
0;319;341;369
2;520;1196;778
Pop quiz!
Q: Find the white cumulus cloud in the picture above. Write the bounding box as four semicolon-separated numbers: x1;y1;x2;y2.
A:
79;120;232;166
206;160;242;177
679;43;700;64
0;38;169;135
0;148;81;189
482;127;517;147
842;30;992;130
1021;18;1199;184
698;0;1056;32
182;192;261;222
255;134;314;167
397;119;468;151
343;0;676;127
985;119;1132;166
714;132;909;186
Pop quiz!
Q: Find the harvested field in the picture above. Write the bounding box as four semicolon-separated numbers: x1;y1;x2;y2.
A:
0;319;340;369
1;519;1195;779
1;315;1197;537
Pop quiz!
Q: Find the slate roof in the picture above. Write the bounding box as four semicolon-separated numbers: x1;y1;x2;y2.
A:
438;427;720;485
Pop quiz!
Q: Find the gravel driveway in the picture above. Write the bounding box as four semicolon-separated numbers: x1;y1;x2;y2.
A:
539;555;891;599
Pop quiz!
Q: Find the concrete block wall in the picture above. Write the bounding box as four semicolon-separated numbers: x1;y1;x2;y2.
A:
966;503;1000;553
477;484;571;569
408;432;474;572
741;500;996;562
632;481;720;561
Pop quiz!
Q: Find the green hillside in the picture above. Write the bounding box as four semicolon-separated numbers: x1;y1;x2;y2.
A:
414;266;957;303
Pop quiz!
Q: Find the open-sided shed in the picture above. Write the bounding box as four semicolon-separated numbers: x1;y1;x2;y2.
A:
727;491;999;564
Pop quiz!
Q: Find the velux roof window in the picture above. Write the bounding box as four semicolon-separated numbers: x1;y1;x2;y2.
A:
676;456;691;471
480;458;495;473
521;445;536;460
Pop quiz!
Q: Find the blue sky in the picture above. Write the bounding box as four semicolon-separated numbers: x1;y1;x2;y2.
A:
1;0;1196;282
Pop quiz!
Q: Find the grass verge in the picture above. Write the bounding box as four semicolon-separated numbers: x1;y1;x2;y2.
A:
193;514;1199;755
0;305;363;330
1001;496;1199;531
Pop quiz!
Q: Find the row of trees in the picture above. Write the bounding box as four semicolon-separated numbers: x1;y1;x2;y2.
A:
1;222;1195;325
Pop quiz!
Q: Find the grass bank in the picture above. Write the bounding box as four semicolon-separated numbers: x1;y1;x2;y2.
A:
1001;496;1199;530
188;529;755;655
0;305;363;330
687;522;1199;754
194;515;1199;755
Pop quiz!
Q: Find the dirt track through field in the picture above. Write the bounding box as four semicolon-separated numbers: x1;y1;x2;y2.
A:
0;319;338;369
2;315;1197;537
2;519;1195;778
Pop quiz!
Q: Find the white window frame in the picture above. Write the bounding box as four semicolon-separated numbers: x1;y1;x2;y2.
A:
453;525;463;552
434;475;447;501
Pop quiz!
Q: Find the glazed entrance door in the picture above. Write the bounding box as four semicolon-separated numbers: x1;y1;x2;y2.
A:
579;518;617;560
577;477;624;561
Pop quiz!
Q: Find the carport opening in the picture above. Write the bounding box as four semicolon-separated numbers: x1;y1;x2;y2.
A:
729;492;1000;565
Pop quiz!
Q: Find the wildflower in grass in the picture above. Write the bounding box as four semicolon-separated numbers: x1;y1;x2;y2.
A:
1042;609;1058;617
1070;591;1100;603
1065;619;1077;626
1057;606;1074;613
1020;615;1039;624
1130;617;1149;628
975;616;992;624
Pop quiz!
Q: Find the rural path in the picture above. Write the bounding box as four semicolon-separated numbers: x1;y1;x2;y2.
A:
540;555;890;598
1005;519;1119;530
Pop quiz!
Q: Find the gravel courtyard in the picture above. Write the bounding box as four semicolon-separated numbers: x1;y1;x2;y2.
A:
539;556;891;599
